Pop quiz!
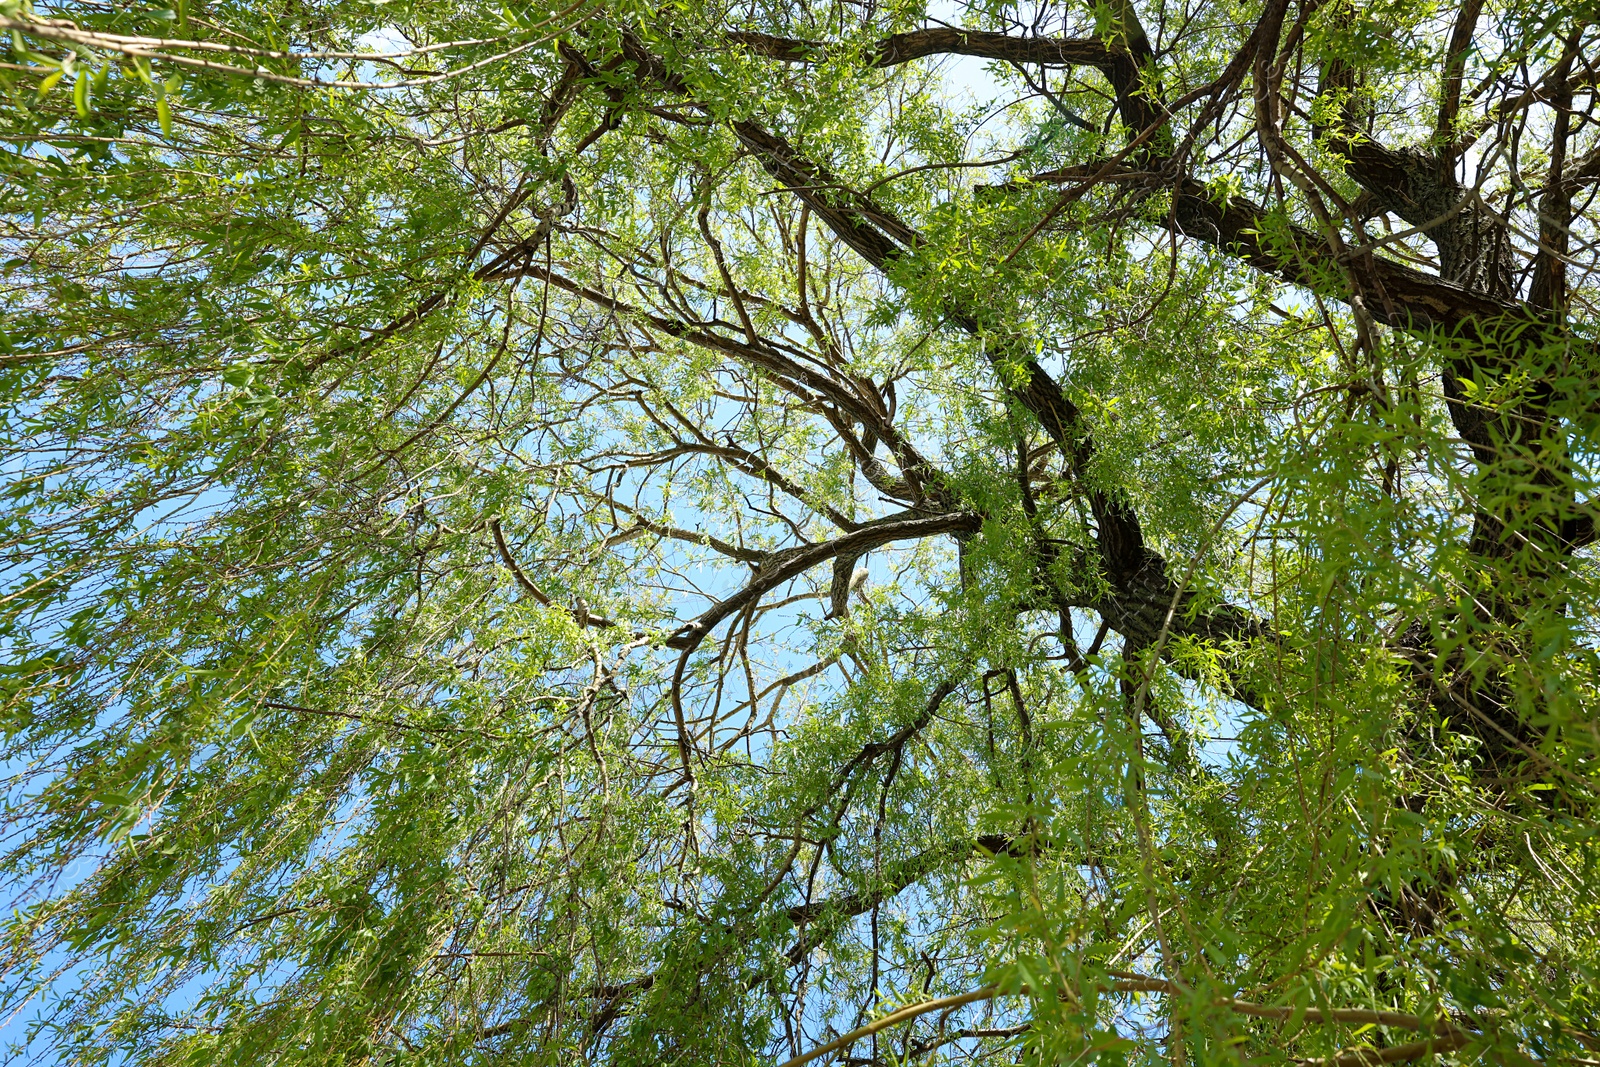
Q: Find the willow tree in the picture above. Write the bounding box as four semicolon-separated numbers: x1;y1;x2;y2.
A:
2;0;1599;1062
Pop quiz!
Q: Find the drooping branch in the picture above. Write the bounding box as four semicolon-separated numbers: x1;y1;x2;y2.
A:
509;261;944;503
581;831;1017;1037
305;67;586;374
775;986;1001;1067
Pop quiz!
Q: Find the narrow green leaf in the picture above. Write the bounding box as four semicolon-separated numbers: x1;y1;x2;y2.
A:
154;85;173;136
35;67;64;97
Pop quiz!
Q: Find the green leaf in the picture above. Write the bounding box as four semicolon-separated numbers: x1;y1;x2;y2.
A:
73;69;90;118
35;67;64;97
155;89;173;137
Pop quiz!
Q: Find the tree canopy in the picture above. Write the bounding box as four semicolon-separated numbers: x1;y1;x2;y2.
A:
3;0;1600;1063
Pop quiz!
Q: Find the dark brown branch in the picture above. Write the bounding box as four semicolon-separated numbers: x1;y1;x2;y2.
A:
491;518;555;606
1529;38;1579;312
785;838;964;932
1301;1031;1476;1067
732;120;1265;671
816;679;959;806
663;512;977;781
491;518;617;629
1026;166;1537;335
731;121;915;266
728;28;1111;69
511;261;942;504
1436;0;1485;145
728;27;1160;132
612;513;769;564
664;512;982;653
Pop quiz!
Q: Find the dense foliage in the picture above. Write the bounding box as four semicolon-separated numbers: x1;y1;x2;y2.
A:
3;0;1600;1063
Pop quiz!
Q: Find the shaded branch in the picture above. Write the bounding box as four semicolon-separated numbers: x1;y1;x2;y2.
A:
733;120;1265;664
665;512;982;653
728;27;1159;131
1026;166;1535;335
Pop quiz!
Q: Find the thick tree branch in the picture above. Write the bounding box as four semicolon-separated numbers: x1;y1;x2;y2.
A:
729;27;1112;69
729;28;1160;130
732;120;1265;675
663;512;979;780
1027;166;1538;335
664;512;982;653
1437;0;1485;144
